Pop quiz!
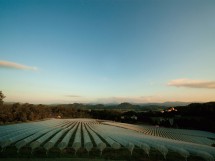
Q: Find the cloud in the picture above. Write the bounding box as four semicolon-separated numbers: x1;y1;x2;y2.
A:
65;95;82;98
168;78;215;89
0;60;37;71
95;95;165;104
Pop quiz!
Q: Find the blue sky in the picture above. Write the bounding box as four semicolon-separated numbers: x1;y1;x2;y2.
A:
0;0;215;104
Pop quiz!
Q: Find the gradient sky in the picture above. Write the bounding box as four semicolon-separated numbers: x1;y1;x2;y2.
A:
0;0;215;104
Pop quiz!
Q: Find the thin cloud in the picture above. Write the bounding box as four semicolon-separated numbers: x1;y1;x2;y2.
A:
0;60;37;71
95;95;165;104
65;95;82;98
168;78;215;89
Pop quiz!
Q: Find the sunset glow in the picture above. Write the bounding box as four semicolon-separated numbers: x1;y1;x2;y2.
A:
0;0;215;104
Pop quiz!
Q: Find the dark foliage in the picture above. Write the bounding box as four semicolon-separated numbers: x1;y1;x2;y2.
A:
0;103;91;124
0;91;214;132
0;91;5;106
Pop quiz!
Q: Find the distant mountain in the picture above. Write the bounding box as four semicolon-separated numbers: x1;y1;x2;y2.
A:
88;102;192;107
139;102;193;107
4;101;197;110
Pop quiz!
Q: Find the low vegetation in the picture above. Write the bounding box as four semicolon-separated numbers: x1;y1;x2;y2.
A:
0;91;215;132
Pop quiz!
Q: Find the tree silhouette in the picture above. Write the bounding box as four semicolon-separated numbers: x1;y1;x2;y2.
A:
0;91;5;106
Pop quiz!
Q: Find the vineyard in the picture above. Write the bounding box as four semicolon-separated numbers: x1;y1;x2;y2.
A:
0;118;215;161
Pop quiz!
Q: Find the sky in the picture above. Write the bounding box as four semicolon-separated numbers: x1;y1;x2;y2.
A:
0;0;215;104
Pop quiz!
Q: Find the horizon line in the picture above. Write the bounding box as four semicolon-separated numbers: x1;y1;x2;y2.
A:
3;100;209;105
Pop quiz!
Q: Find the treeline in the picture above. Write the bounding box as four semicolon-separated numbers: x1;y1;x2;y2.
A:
89;102;215;132
173;102;215;132
57;102;165;111
0;103;90;124
0;92;215;132
117;102;215;132
0;102;155;124
175;102;215;116
0;102;145;124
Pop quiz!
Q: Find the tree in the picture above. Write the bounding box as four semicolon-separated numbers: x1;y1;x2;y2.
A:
0;91;5;106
